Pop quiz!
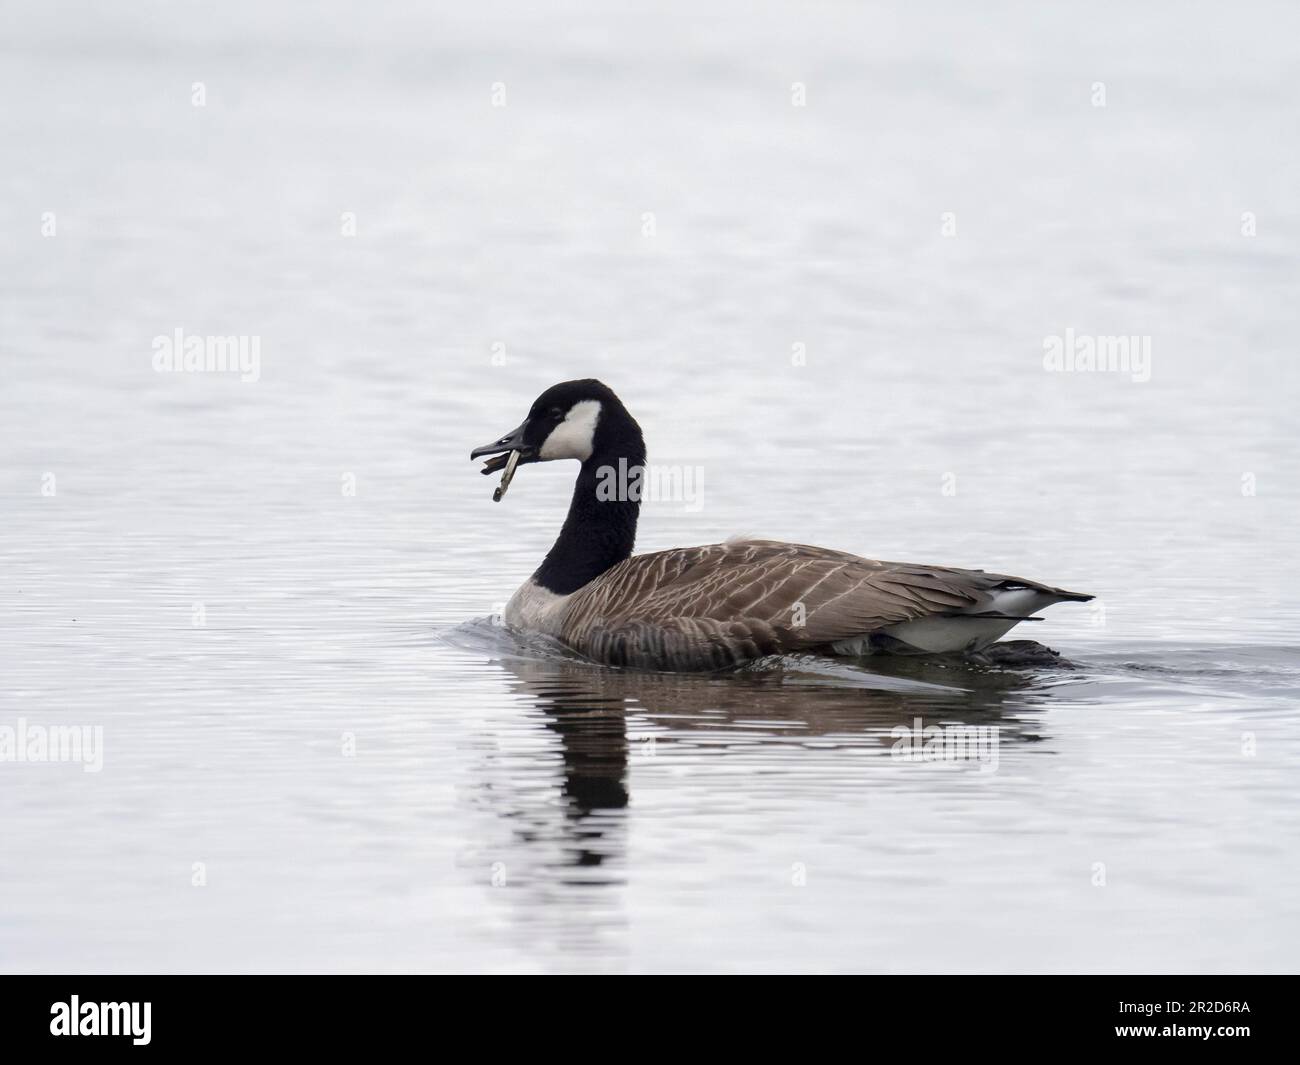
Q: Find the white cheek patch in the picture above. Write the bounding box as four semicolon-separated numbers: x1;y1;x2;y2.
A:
539;399;602;461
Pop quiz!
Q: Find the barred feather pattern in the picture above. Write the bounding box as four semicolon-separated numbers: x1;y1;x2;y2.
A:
555;538;1086;671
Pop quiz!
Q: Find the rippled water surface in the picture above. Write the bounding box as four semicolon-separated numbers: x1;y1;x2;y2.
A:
2;1;1299;972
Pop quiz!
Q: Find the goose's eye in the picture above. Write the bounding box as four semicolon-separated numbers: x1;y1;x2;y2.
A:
549;407;565;419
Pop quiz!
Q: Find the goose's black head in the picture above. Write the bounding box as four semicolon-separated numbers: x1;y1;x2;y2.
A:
470;379;645;501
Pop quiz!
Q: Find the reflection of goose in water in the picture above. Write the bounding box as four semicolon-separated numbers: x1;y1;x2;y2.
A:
491;634;1063;752
447;620;1073;876
471;379;1093;671
444;621;1080;962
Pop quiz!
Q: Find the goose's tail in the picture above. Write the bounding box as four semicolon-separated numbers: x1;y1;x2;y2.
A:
839;575;1094;656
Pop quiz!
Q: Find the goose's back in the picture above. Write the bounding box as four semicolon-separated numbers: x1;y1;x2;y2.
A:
558;538;1069;670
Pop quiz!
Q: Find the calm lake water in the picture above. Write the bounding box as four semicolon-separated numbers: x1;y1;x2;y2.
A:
2;1;1298;973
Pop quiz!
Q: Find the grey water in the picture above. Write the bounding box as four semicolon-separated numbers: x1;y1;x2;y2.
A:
1;1;1298;973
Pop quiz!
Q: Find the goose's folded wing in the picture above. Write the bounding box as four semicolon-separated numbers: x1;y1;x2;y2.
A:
562;539;992;669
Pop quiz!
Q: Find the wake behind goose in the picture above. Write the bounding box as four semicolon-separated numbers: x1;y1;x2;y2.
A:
471;379;1093;672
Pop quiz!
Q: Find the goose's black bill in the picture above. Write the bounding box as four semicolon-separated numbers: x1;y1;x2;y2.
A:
471;422;542;502
470;422;536;474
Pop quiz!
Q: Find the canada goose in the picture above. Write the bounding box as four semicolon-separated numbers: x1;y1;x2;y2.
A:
471;379;1093;671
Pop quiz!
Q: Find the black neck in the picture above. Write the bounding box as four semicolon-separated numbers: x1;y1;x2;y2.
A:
534;419;645;596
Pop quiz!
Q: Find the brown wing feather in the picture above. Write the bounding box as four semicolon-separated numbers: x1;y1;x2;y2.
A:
560;539;1023;670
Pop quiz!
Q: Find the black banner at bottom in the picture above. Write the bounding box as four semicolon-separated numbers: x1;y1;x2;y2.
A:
0;975;1290;1052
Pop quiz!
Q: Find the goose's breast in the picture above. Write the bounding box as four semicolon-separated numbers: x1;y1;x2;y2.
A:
504;579;573;636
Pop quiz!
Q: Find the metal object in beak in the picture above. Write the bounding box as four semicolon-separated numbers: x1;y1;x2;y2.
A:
493;448;521;502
